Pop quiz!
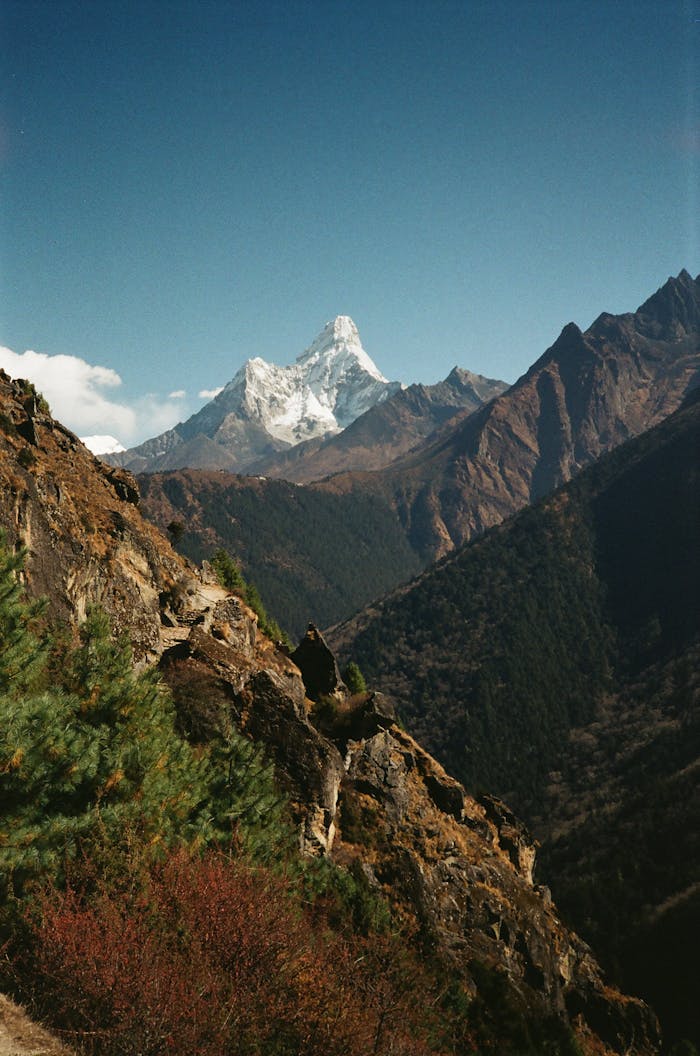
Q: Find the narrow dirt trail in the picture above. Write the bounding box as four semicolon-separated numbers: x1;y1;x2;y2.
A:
0;996;72;1056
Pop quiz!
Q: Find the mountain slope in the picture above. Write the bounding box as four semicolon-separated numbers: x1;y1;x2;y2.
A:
322;270;700;562
111;316;401;474
330;389;700;1047
137;468;422;639
137;271;700;638
0;368;661;1056
250;367;508;482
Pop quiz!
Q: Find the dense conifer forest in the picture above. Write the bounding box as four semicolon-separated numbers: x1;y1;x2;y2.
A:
139;470;422;638
335;393;700;1049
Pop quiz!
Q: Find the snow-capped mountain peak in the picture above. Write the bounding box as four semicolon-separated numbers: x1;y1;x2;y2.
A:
81;434;125;455
296;315;387;382
216;316;399;445
109;316;401;473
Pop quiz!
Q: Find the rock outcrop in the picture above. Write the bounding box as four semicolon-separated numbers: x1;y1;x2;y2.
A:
335;726;658;1055
290;623;345;701
0;372;183;661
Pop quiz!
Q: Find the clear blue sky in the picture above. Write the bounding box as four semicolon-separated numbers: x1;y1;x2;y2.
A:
1;0;699;444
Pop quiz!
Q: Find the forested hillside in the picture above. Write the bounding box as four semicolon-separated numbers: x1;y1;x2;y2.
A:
331;390;700;1047
138;469;421;638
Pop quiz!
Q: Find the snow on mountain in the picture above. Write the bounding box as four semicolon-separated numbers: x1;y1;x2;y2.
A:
107;316;401;474
81;435;126;455
218;316;401;445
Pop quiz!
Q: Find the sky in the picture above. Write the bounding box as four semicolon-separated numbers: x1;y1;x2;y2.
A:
1;0;699;446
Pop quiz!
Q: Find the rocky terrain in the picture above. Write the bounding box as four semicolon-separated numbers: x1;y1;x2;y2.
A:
0;372;182;662
0;369;662;1054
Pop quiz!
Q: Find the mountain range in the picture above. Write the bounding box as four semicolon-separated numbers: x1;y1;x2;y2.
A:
318;269;700;561
251;364;508;481
110;316;407;474
0;370;662;1055
139;270;700;636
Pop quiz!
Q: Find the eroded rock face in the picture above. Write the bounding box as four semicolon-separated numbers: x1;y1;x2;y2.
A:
290;623;344;701
336;726;659;1055
0;371;182;662
158;609;345;857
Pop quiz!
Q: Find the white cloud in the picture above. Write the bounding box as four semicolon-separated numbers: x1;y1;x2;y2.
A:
81;435;126;455
0;346;187;448
168;389;186;399
198;386;224;399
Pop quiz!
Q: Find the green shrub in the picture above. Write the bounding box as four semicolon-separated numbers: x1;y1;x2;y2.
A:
343;661;367;694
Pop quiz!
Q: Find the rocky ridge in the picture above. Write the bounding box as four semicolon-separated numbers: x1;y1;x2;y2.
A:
0;368;661;1054
249;365;508;482
320;270;700;561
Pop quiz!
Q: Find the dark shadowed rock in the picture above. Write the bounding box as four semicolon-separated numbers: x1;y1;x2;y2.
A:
291;623;344;701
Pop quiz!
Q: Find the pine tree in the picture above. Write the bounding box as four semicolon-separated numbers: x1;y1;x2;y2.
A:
343;662;367;695
206;727;291;860
0;558;212;894
0;534;48;696
0;537;292;897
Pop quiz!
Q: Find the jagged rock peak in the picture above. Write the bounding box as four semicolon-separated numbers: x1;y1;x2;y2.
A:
635;268;700;335
444;365;508;399
290;623;345;702
296;315;390;383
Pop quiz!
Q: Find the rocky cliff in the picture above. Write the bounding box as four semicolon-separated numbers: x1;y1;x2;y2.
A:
0;371;184;661
0;371;661;1054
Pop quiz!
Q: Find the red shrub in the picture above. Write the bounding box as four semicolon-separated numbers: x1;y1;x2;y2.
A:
22;848;456;1055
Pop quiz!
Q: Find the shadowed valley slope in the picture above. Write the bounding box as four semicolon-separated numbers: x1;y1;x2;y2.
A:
329;389;700;1048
